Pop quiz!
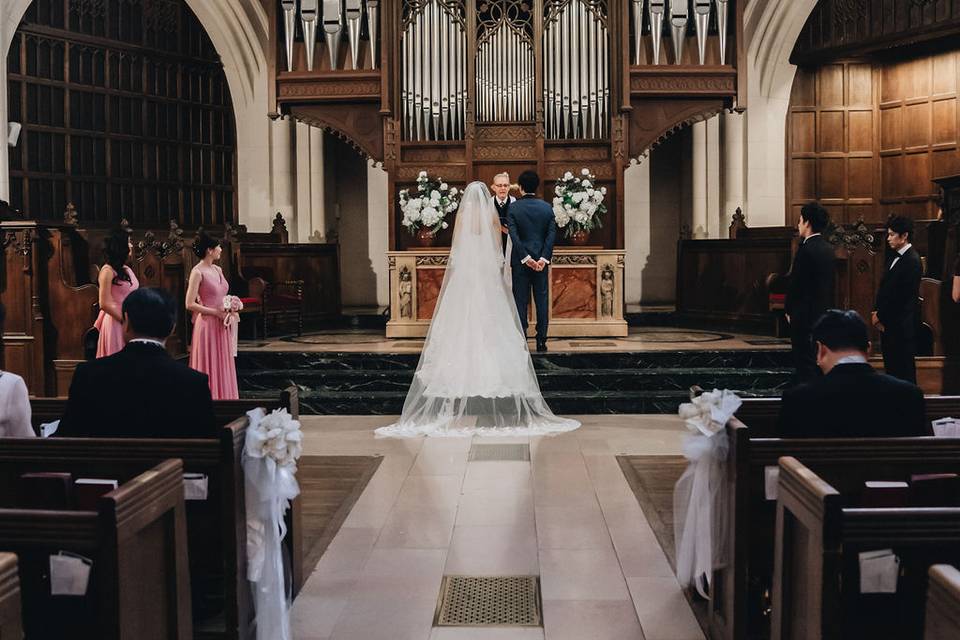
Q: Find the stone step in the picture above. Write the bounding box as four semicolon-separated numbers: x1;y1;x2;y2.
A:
237;366;792;394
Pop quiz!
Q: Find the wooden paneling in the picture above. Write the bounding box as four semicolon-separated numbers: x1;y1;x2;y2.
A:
788;51;960;225
6;0;237;228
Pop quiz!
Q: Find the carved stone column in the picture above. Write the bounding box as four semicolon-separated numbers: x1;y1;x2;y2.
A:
692;120;708;239
722;109;745;230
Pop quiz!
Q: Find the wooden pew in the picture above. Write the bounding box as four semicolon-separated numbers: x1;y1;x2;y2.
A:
733;395;960;437
926;565;960;640
6;392;305;640
0;553;22;640
0;459;192;639
29;385;301;433
771;457;960;640
710;420;960;640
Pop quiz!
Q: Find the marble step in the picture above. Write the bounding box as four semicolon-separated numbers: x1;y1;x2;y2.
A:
236;349;792;372
237;366;792;394
241;387;784;416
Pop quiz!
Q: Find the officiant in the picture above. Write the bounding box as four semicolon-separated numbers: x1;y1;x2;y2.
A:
492;172;516;252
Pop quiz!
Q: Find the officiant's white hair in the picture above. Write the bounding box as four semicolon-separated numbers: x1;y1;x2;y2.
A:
493;172;510;182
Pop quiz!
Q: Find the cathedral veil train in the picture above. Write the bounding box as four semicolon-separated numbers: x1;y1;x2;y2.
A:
375;181;580;437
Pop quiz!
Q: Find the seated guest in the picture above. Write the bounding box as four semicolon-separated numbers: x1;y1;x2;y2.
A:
59;288;216;438
778;309;929;438
0;302;33;437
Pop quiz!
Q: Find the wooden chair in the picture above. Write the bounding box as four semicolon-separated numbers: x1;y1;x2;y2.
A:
0;459;192;640
0;553;22;640
926;565;960;640
772;457;960;640
262;279;305;337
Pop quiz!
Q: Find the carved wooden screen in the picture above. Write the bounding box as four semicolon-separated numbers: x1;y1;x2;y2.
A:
6;0;236;227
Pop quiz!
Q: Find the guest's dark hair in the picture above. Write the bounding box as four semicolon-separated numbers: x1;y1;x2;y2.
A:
887;214;914;239
800;202;830;233
193;231;220;259
122;288;177;339
103;228;132;285
518;170;540;194
811;309;869;353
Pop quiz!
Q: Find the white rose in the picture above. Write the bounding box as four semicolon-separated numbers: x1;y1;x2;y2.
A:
600;187;607;195
581;168;590;175
563;171;573;180
564;203;572;211
582;180;592;188
442;222;449;229
449;187;458;195
440;182;448;190
418;170;427;178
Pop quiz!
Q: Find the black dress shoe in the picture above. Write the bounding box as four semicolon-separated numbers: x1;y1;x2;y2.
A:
536;341;548;353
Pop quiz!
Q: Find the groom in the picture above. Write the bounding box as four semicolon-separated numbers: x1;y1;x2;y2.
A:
508;170;556;353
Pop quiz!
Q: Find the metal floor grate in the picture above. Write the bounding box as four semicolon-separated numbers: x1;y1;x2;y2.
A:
467;443;531;462
434;575;542;627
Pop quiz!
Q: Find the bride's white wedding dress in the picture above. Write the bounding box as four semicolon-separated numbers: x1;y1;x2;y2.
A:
376;182;580;437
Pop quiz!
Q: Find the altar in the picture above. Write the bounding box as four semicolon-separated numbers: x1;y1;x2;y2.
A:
386;248;627;339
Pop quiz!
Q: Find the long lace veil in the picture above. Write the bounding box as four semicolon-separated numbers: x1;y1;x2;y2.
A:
376;181;579;436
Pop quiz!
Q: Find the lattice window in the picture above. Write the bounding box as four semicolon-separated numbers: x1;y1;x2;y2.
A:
7;0;236;228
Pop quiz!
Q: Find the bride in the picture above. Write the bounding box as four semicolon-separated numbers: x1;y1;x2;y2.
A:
376;181;580;437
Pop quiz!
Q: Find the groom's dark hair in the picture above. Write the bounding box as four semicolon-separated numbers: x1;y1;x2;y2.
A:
518;170;540;194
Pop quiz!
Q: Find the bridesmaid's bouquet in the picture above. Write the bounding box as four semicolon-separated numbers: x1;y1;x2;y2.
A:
552;168;607;238
223;295;244;357
399;171;460;234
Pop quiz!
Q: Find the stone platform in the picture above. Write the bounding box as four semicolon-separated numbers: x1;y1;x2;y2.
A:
237;328;793;415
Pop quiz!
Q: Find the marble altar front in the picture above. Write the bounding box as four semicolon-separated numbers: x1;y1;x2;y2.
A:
386;248;627;338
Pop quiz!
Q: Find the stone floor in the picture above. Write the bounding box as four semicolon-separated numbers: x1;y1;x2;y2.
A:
291;415;705;640
242;327;787;354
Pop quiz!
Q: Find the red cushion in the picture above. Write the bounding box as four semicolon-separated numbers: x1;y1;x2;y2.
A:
239;297;259;305
769;294;786;303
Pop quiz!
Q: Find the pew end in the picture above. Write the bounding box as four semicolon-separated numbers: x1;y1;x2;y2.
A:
0;459;192;640
926;565;960;640
0;553;22;640
772;457;960;640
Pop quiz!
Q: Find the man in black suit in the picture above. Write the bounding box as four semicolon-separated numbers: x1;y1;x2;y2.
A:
778;310;928;438
507;170;557;353
785;202;836;383
872;215;922;383
59;287;217;438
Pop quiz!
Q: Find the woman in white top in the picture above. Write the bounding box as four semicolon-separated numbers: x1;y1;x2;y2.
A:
0;303;32;437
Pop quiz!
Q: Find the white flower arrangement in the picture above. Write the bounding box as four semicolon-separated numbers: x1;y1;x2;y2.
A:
245;408;303;469
678;387;742;437
551;167;607;238
399;170;460;234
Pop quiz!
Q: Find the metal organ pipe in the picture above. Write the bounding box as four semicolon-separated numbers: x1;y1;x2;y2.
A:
716;0;729;65
668;0;688;65
345;0;362;70
648;0;665;65
322;0;343;69
301;0;319;71
693;0;711;65
366;0;379;69
281;0;296;72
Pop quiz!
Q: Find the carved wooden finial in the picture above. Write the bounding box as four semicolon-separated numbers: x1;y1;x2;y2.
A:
728;206;746;239
272;212;288;234
64;202;78;225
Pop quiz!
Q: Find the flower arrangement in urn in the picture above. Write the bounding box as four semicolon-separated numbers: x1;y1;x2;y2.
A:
399;171;460;246
552;168;606;245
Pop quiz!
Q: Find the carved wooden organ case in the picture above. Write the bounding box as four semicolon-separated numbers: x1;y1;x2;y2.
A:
267;0;744;249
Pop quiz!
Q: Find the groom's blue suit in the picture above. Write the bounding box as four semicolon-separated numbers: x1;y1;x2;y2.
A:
507;194;557;343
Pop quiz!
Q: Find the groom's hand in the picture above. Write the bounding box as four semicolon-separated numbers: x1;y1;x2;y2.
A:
536;258;549;271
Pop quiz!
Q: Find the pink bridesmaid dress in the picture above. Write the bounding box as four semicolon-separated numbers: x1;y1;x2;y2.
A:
189;266;239;400
94;266;139;358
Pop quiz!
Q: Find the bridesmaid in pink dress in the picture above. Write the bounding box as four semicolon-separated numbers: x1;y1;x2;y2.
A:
186;232;239;400
94;228;139;358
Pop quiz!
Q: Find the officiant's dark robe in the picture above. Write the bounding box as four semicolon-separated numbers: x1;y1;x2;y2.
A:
493;195;515;251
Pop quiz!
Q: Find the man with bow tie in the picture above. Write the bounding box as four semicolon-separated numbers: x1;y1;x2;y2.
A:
872;215;922;383
491;172;516;252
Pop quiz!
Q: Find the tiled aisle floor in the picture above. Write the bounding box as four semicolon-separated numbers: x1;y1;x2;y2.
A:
291;415;705;640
